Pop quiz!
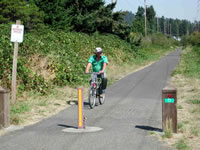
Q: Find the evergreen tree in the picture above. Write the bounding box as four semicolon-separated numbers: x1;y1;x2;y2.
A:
0;0;44;31
159;16;165;34
146;5;156;33
33;0;72;31
131;7;145;34
123;11;135;24
179;20;189;36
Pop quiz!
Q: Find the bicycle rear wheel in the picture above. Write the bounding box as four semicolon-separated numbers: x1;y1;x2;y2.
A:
99;93;105;105
88;87;96;109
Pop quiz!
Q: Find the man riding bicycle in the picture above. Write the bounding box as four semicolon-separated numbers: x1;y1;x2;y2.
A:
85;47;108;96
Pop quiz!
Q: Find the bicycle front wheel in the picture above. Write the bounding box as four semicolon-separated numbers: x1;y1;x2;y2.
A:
88;87;96;109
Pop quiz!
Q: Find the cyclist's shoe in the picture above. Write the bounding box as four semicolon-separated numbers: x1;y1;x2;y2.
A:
100;94;105;98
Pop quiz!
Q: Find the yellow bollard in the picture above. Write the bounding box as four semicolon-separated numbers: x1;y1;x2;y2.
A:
77;88;85;129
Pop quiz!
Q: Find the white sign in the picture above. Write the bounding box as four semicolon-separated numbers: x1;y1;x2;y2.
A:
11;24;24;43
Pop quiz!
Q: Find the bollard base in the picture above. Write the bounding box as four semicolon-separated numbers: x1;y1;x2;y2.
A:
62;126;102;133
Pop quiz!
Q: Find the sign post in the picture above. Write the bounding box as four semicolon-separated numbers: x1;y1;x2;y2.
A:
162;84;177;133
11;20;24;104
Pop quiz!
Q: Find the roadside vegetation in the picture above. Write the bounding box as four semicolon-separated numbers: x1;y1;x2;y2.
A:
0;0;183;130
0;23;177;126
160;31;200;150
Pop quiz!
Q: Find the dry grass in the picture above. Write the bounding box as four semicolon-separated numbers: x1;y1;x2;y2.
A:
29;55;55;80
160;47;200;150
166;75;200;150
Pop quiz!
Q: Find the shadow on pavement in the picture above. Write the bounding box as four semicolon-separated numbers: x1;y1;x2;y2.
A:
67;100;90;109
58;124;78;129
135;125;163;132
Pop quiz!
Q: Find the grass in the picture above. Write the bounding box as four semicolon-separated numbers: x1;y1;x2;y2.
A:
168;46;200;150
162;130;173;139
149;131;156;135
172;47;200;78
187;99;200;105
191;127;199;136
38;100;48;106
162;119;173;139
10;102;31;125
178;122;184;129
183;120;189;124
175;139;189;150
177;104;183;109
191;108;200;114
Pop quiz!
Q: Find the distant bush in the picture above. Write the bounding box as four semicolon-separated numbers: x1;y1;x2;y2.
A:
151;33;169;46
181;31;200;47
180;35;190;47
190;31;200;46
140;33;178;48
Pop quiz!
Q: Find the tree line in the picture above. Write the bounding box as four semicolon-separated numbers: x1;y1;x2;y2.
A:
0;0;197;39
0;0;129;38
124;7;198;37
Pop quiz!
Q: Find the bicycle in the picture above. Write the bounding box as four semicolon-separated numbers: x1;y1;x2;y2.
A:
88;72;105;109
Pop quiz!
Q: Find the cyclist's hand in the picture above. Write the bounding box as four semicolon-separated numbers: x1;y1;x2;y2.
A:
98;70;104;74
85;71;89;74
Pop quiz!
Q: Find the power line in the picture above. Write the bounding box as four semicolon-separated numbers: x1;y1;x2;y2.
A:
138;0;144;6
195;0;200;21
196;0;200;31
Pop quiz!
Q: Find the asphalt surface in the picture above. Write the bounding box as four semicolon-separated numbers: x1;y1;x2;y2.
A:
0;48;182;150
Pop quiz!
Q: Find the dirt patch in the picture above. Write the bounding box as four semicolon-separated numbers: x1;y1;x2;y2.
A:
29;55;55;80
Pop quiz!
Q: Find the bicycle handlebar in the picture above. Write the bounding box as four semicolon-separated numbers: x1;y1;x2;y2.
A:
85;72;103;75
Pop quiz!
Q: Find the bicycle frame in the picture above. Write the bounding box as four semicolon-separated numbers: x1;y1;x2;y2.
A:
88;72;103;109
90;73;101;95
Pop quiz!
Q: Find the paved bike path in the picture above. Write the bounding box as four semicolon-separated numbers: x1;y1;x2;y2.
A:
0;48;181;150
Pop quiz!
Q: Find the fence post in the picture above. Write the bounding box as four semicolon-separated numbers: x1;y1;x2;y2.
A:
162;84;177;133
0;87;10;129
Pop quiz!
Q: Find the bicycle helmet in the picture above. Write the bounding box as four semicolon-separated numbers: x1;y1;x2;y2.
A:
94;47;102;53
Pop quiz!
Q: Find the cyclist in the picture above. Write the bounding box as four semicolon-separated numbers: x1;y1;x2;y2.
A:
85;47;108;96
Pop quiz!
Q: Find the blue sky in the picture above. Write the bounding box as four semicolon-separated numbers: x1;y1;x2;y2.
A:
105;0;198;22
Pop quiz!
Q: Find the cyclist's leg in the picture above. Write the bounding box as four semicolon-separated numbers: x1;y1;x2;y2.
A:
100;72;107;94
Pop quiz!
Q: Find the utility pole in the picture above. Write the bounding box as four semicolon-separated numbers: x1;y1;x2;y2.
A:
164;20;166;35
196;0;200;31
168;21;170;34
157;17;159;32
169;24;172;35
111;0;117;12
176;22;179;37
144;0;147;36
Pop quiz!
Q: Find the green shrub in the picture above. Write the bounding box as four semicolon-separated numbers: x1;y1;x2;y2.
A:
190;31;200;46
0;24;134;94
0;23;177;95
